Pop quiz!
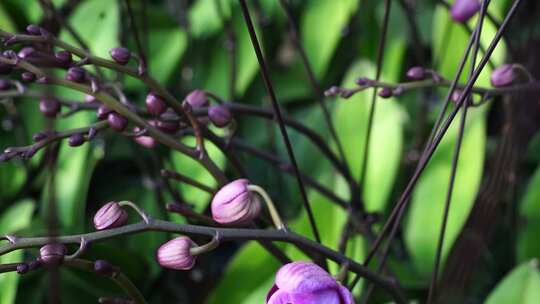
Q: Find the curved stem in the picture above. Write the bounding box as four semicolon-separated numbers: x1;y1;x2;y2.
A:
189;235;219;256
118;201;150;224
247;185;286;230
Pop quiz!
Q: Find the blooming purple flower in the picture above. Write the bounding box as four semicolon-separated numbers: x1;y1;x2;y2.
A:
93;202;129;230
450;0;480;23
208;105;232;128
39;244;67;266
211;179;262;225
185;90;209;109
267;261;355;304
156;236;197;270
490;64;517;88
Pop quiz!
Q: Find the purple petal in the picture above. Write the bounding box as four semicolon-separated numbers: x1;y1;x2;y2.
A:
275;261;337;294
267;289;292;304
290;289;341;304
338;285;355;304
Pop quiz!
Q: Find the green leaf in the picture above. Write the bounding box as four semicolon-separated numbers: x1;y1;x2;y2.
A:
485;260;540;304
517;166;540;262
189;0;231;38
0;2;16;32
170;137;225;213
206;241;281;304
61;0;119;58
0;200;35;304
334;57;406;212
301;0;359;77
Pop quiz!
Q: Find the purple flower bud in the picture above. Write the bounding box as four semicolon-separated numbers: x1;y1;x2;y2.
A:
21;72;36;82
55;51;72;66
39;98;61;117
26;24;42;35
85;94;97;103
134;135;157;149
267;261;355;304
208;105;232;128
94;260;114;276
39;244;67;266
97;105;113;120
451;0;480;23
378;87;393;98
146;92;167;116
32;132;48;142
156;110;180;134
16;263;29;274
0;79;10;90
406;66;426;80
66;67;86;83
211;179;262;225
108;112;128;132
185;90;209;108
93;202;128;230
68;133;85;147
109;47;131;65
0;62;13;75
17;47;35;59
355;77;372;86
490;64;517;88
156;236;197;270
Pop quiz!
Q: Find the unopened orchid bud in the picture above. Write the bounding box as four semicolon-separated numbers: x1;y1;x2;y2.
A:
108;112;128;132
85;94;96;103
355;77;372;86
406;66;426;80
68;133;85;147
0;79;10;90
451;0;480;23
109;47;131;65
26;24;42;35
378;87;393;98
156;110;180;134
156;236;197;270
146;92;167;116
16;263;29;274
32;132;48;142
21;72;36;82
55;51;72;66
133;127;156;148
211;179;262;225
208;105;232;128
39;244;67;266
94;260;115;276
490;64;517;88
185;90;209;109
39;98;61;117
97;105;113;120
18;47;35;59
93;202;128;230
66;67;86;83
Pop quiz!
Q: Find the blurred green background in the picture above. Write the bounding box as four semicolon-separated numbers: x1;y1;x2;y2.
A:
1;0;540;303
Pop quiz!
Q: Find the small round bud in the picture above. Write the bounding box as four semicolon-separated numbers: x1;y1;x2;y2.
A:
17;47;35;59
133;127;156;148
32;131;48;142
145;92;167;116
16;263;29;274
109;47;131;65
490;64;517;88
0;79;10;90
94;260;114;276
55;51;72;66
68;133;85;147
39;98;61;117
211;179;262;225
93;202;128;230
451;0;480;23
185;90;209;108
85;94;96;103
406;66;426;80
97;105;113;120
107;112;128;132
21;72;36;82
26;24;42;35
378;87;393;98
355;77;372;86
66;67;86;83
156;110;180;134
208;105;232;128
39;244;67;266
156;236;197;270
